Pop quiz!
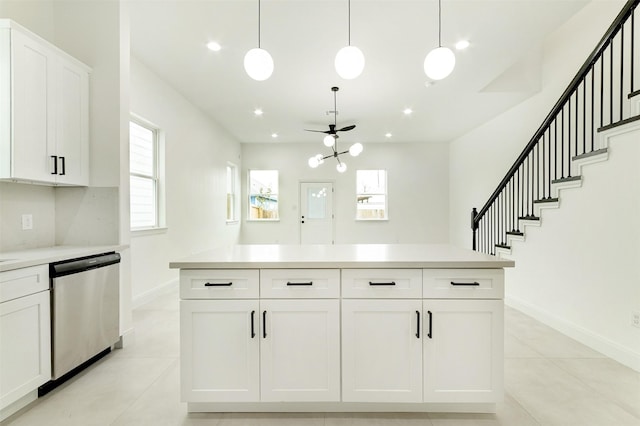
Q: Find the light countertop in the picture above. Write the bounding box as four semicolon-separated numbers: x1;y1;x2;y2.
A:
170;244;514;269
0;245;128;272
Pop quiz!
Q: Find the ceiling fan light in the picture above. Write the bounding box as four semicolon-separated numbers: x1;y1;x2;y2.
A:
424;46;455;80
244;48;274;81
349;142;363;157
323;135;336;147
335;45;365;80
336;162;347;173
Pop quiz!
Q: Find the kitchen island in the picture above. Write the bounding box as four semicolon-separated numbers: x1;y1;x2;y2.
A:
170;244;514;413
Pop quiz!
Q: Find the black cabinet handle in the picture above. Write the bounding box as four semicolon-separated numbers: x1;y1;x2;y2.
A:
427;310;433;339
450;281;480;286
59;156;65;175
51;155;58;175
262;311;267;338
204;282;232;287
286;281;313;286
369;281;396;286
250;310;256;338
416;310;420;339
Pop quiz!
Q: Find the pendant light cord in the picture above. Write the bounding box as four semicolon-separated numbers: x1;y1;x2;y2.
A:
258;0;261;48
348;0;351;46
438;0;442;47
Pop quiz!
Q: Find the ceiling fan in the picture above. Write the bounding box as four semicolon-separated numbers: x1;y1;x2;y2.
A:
305;86;356;145
306;86;363;173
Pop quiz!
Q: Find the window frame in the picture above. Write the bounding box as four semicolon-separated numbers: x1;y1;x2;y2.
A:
247;169;280;221
129;115;166;233
226;162;240;224
355;169;388;221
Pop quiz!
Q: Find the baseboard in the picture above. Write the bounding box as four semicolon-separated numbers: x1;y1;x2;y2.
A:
505;295;640;372
0;390;37;422
132;278;178;309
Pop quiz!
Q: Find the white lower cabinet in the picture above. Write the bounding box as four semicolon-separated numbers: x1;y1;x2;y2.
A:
341;299;423;403
423;299;504;403
260;299;340;402
180;299;260;402
181;298;340;403
0;290;51;413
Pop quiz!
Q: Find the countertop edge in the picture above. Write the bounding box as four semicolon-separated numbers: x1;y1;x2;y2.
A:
169;260;515;269
0;245;129;272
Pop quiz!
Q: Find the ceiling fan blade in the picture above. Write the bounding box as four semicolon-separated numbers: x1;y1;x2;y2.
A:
337;124;356;132
304;129;330;134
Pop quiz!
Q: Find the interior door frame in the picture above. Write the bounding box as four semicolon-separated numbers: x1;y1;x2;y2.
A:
299;180;336;244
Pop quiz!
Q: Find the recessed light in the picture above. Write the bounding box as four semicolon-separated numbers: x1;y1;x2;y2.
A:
455;40;470;50
271;133;278;138
254;108;263;116
403;108;413;115
385;132;392;138
207;41;222;52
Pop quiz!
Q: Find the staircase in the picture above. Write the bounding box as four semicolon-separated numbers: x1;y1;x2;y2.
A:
471;0;640;256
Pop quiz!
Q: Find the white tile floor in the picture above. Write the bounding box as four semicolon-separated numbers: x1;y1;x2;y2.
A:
3;289;639;426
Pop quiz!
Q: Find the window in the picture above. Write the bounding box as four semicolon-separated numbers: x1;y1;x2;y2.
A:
129;118;164;230
356;169;387;220
248;170;279;220
226;163;239;222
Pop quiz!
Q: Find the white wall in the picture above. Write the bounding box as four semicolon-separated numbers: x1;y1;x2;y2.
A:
241;142;449;244
129;57;242;304
448;0;639;370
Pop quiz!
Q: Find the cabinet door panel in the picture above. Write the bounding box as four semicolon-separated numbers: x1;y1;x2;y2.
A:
423;299;503;403
55;59;89;185
0;290;51;409
342;299;422;402
180;300;259;402
11;29;54;182
260;299;340;402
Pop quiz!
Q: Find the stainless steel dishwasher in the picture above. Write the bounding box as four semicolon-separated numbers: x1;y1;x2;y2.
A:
48;252;120;381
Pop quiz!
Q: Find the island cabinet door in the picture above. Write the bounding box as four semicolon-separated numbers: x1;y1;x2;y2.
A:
259;299;340;402
423;299;504;403
180;300;260;402
341;299;423;403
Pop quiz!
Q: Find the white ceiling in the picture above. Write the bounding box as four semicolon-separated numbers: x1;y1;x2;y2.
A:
129;0;590;147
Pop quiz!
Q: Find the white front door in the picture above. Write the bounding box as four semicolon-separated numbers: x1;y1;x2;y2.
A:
300;182;334;244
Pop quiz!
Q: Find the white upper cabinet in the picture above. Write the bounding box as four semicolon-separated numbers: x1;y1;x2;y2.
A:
0;20;90;186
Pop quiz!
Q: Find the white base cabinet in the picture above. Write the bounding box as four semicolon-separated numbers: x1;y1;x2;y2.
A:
341;299;423;403
179;265;505;412
180;299;260;402
260;299;340;402
0;290;51;416
423;299;503;403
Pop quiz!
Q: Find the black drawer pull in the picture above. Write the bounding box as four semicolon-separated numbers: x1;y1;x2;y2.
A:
286;281;313;286
51;155;58;174
416;310;420;339
450;281;480;286
369;281;396;286
427;310;433;339
262;311;267;338
250;310;256;338
204;282;233;287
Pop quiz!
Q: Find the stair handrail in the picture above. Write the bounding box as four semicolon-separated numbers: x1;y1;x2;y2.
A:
472;0;638;231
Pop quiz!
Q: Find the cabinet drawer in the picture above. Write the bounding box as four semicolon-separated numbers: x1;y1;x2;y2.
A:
422;269;504;299
260;269;340;298
180;269;259;299
0;265;49;303
342;269;422;298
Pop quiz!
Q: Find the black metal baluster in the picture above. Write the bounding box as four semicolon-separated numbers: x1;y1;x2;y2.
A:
610;41;614;125
591;67;595;153
516;168;521;231
631;10;635;93
583;78;587;154
620;25;624;123
542;132;546;199
600;53;605;128
575;89;579;158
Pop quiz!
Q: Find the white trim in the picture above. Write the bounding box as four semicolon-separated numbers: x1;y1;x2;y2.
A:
505;295;640;372
132;278;178;309
131;226;168;237
0;390;38;422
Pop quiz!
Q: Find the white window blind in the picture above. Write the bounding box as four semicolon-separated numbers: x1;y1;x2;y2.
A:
226;163;238;222
130;120;158;229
